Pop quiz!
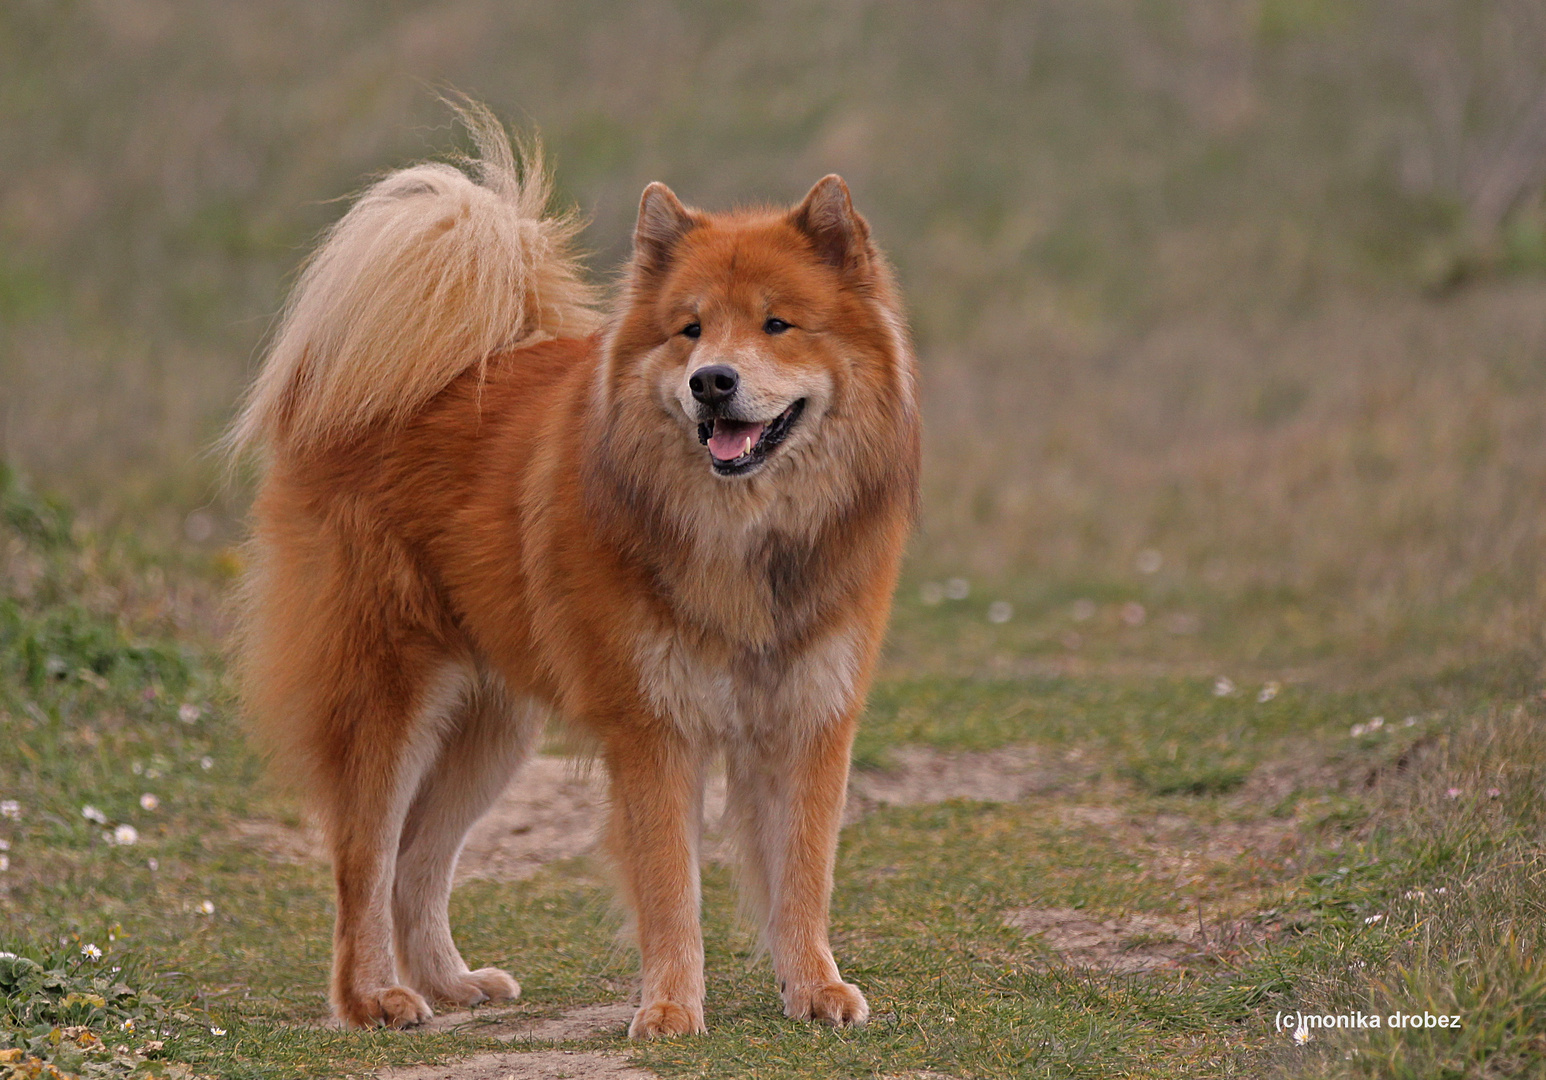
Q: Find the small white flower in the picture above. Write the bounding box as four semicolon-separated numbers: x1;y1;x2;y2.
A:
1364;913;1383;925
179;703;202;724
147;858;159;872
1071;598;1097;621
1403;716;1418;727
919;581;945;605
1293;1022;1311;1045
82;943;102;960
944;577;970;600
987;601;1013;624
0;838;9;850
209;1026;226;1036
1350;723;1368;737
1136;548;1163;574
1257;681;1281;703
199;756;214;771
0;854;8;872
121;1018;135;1032
139;794;159;812
132;762;144;776
0;951;16;959
113;824;139;846
1369;716;1384;730
198;900;215;915
1446;787;1463;799
0;800;19;820
1213;676;1235;697
1121;601;1147;627
82;805;108;825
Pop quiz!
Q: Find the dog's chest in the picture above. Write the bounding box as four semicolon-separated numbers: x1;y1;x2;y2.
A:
632;621;861;743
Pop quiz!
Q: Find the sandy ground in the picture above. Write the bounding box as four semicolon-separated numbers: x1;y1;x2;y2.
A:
419;1003;638;1043
375;1050;655;1080
1003;906;1208;974
1003;903;1277;974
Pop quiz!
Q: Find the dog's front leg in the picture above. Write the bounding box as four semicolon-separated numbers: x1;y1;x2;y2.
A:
604;725;708;1038
732;711;869;1027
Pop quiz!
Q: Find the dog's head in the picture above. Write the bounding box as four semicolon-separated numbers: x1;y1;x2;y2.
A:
602;176;916;493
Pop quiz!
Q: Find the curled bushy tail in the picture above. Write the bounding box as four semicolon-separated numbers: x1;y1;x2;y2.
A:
227;102;598;458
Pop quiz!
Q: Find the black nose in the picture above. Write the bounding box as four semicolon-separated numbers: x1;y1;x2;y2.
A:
689;364;739;405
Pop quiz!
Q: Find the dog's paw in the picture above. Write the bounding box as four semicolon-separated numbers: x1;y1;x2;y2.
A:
628;999;706;1039
338;985;434;1028
436;967;521;1007
783;980;869;1027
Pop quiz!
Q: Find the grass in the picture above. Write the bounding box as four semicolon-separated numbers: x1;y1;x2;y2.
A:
3;470;1543;1079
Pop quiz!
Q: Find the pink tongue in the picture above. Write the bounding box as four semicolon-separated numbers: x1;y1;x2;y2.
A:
709;419;765;461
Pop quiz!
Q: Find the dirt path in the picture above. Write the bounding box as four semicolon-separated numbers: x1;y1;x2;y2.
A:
419;1003;637;1042
375;1049;654;1080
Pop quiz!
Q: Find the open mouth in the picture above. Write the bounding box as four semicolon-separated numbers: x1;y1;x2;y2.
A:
696;399;806;476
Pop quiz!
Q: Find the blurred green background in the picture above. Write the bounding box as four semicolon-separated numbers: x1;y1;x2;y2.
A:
3;0;1545;680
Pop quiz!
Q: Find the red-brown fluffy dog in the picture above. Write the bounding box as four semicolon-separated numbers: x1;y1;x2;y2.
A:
228;106;919;1037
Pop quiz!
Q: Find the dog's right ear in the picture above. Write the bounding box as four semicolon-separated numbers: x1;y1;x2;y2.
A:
633;182;698;274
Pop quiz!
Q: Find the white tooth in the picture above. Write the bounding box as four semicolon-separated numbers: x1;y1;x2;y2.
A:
743;436;752;456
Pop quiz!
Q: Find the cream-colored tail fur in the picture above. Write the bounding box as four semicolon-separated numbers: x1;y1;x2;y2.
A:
228;102;598;457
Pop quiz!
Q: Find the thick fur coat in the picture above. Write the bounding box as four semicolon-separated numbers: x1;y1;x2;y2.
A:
230;107;920;1037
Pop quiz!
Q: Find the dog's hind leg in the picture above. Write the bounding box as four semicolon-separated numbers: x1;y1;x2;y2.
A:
318;656;466;1029
392;673;538;1007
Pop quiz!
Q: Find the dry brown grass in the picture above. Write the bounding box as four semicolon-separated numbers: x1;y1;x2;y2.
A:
922;281;1546;672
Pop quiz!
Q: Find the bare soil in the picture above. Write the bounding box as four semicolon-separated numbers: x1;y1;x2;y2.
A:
419;1003;637;1043
1003;905;1272;973
374;1050;654;1080
1003;906;1206;973
846;745;1078;815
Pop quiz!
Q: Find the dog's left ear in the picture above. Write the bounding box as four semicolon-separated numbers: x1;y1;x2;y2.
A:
790;175;872;275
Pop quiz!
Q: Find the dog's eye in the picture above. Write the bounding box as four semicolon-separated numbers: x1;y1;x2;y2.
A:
680;322;701;339
764;317;791;335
